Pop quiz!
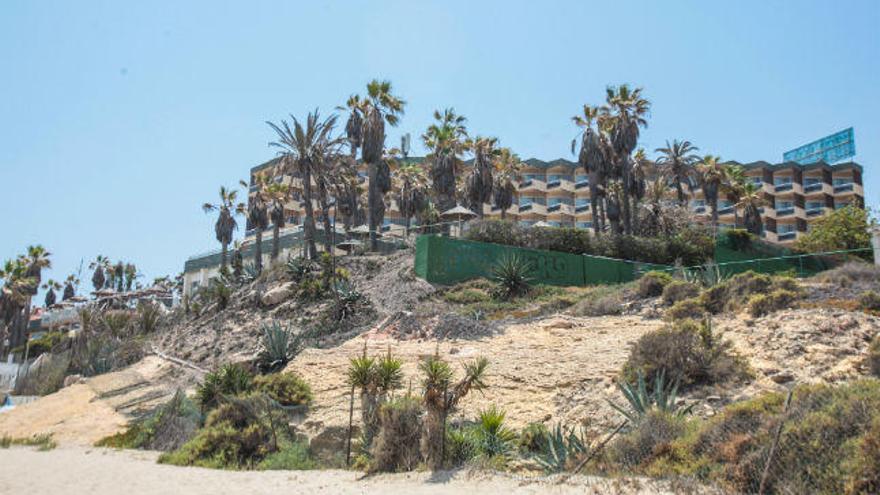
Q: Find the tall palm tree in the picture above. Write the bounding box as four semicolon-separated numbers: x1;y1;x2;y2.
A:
0;258;35;350
245;173;271;271
393;161;429;235
62;274;78;301
264;182;290;261
356;80;406;251
267;110;346;260
492;148;522;220
424;108;470;218
89;255;109;294
42;279;62;307
695;155;728;231
604;85;650;234
13;246;50;347
202;186;244;274
123;263;138;291
737;182;765;236
721;164;746;228
339;94;364;162
655;139;700;206
467;136;499;218
572;104;611;234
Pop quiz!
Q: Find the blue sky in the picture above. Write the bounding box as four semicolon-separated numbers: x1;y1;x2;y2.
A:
1;0;877;295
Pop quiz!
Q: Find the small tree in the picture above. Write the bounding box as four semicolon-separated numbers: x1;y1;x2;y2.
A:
420;351;489;469
796;205;874;259
347;348;403;450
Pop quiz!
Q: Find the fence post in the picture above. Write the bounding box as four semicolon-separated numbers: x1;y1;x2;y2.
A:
758;389;793;495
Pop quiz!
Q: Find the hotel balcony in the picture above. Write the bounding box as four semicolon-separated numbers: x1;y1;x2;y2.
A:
546;203;575;215
574;179;590;190
516;179;547;193
832;182;863;196
517;202;548;215
803;182;833;196
805;206;829;218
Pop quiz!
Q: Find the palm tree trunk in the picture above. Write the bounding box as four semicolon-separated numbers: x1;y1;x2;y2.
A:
220;242;228;273
675;178;686;206
367;161;379;252
500;208;506;221
318;186;334;255
254;230;263;273
302;167;318;260
271;225;281;260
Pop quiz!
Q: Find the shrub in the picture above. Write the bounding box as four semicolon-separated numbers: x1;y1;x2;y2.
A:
330;280;366;322
868;335;880;378
610;410;688;469
445;425;477;467
202;278;232;310
622;319;749;390
817;261;880;287
196;363;254;411
471;406;516;459
0;434;56;451
518;422;549;454
257;440;316;470
661;281;700;306
795;204;873;260
491;254;534;300
859;291;880;312
257;321;303;373
370;395;423;472
747;288;798;317
638;271;674;298
665;297;707;321
253;372;312;407
97;389;201;452
571;285;630;317
725;229;754;251
700;271;800;314
136;302;164;334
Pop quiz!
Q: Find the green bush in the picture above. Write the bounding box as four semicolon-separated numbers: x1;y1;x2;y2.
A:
196;364;254;411
661;281;700;306
471;406;516;459
747;289;799;317
665;297;707;321
700;271;800;314
570;285;629;317
638;271;674;298
859;291;880;312
253;372;312;407
816;261;880;287
610;410;688;469
795;204;873;261
725;229;754;251
257;440;316;470
518;422;549;453
622;319;749;390
96;389;201;452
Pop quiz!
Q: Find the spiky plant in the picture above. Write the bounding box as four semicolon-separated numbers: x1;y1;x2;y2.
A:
491;254;534;300
472;405;516;458
136;301;163;334
286;255;314;283
534;424;589;473
203;277;232;310
347;348;403;450
195;363;254;411
608;370;694;425
332;280;364;322
257;321;304;373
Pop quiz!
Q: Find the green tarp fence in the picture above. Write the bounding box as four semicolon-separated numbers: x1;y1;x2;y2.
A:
414;235;668;286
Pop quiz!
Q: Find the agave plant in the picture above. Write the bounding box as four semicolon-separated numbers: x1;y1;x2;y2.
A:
608;370;694;424
257;321;304;373
196;363;254;411
332;280;364;322
491;254;534;300
678;261;729;288
534;423;589;473
286;255;314;283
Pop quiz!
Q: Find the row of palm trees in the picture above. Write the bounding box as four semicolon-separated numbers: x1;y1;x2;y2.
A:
0;246;51;350
203;81;766;273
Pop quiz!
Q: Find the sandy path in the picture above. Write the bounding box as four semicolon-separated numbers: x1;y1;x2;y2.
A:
0;446;687;495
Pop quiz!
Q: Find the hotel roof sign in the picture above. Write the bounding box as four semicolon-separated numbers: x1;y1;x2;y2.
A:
783;127;855;165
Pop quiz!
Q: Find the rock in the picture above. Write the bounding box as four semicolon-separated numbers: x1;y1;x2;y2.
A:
770;372;794;384
260;283;294;306
63;374;83;387
543;318;573;330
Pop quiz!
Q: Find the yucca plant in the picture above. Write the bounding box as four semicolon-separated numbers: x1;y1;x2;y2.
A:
491;254;534;300
347;348;404;449
196;363;254;411
257;321;304;373
608;369;694;424
534;424;589;473
332;280;364;322
202;277;232;309
472;405;516;458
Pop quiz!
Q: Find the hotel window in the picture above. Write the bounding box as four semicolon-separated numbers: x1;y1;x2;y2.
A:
804;176;821;185
575;198;589;208
576;221;592;229
806;201;824;210
773;176;792;186
547;197;573;206
519;220;535;227
835;202;851;210
832;177;852;186
548;174;573;182
778;224;796;234
750;176;763;185
575;174;588;183
719;200;733;209
548;221;562;227
775;200;794;210
691;199;706;208
523;173;545;182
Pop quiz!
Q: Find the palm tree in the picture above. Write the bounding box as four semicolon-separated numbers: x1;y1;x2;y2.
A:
62;274;78;301
572;104;611;234
123;263;138;291
424;108;470;219
356;80;406;251
737;182;765;236
89;255;109;294
721;164;746;228
467;136;499;218
112;260;125;292
245;173;271;271
393;161;429;235
202;186;243;274
339;94;363;162
267;110;346;260
604;85;650;234
695;155;728;231
264;182;290;261
492;148;522;220
0;258;35;350
655;139;700;206
42;279;62;307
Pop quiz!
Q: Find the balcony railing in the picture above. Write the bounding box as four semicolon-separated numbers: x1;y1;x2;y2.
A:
519;203;533;212
718;207;735;216
804;183;823;193
775;207;795;217
778;232;796;241
774;183;793;192
547;203;561;212
833;183;854;193
519;179;533;188
806;208;824;217
575;204;590;213
546;180;561;189
574;180;589;189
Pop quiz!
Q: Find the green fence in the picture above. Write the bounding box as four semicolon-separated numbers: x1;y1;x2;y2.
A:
414;235;668;286
712;234;867;277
